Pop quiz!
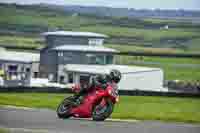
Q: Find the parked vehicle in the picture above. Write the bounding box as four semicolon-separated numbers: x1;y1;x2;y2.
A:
57;83;119;121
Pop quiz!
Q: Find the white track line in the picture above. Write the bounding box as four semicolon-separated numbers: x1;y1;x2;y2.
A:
0;126;48;133
107;118;139;122
71;118;139;123
1;105;35;111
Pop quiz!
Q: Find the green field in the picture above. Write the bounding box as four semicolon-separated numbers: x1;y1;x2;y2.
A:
107;44;200;81
107;44;186;54
135;63;200;81
0;3;200;81
0;35;43;49
80;25;200;40
0;93;200;123
113;55;200;81
0;3;200;51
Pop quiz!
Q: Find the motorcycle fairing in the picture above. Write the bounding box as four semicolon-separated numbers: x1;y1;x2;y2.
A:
70;88;106;118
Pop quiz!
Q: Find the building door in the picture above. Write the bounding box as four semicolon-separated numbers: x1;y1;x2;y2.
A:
59;76;65;84
68;72;74;83
8;65;18;80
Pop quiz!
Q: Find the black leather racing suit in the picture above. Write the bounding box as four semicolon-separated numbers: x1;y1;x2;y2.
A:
74;74;109;100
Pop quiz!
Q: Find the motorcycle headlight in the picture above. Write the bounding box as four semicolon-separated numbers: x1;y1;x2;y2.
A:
108;89;112;95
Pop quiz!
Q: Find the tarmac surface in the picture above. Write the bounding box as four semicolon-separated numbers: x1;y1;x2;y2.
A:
0;107;200;133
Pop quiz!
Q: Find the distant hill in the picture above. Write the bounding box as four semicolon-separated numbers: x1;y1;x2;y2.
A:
42;4;200;20
0;3;200;52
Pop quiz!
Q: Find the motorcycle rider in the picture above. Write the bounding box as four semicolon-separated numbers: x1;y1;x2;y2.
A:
73;69;121;105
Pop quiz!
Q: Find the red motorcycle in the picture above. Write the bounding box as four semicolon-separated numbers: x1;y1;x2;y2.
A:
57;83;119;121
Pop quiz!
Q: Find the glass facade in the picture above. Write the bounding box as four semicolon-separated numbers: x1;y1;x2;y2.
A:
86;54;114;65
106;55;114;64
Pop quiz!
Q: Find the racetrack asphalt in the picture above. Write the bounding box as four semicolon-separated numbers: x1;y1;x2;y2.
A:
0;107;200;133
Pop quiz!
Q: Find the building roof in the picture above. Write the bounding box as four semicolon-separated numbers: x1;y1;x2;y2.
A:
64;64;162;75
42;31;108;38
0;50;40;63
51;45;118;53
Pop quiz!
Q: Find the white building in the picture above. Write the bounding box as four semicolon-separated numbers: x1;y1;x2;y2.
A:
40;31;166;92
0;49;40;86
64;64;166;92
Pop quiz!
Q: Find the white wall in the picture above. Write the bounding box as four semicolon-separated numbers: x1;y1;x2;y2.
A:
118;70;165;91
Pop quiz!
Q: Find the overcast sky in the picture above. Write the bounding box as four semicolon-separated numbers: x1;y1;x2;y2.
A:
1;0;200;10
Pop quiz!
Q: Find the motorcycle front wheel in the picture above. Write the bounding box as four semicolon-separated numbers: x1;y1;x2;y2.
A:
92;98;114;121
57;96;75;119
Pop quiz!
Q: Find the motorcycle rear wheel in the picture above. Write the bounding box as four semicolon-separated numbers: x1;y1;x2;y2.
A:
92;98;114;121
57;96;74;119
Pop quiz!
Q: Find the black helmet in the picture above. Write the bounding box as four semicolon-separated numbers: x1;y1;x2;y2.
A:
110;69;121;83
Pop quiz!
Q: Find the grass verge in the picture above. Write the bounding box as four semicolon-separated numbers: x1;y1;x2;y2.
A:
0;128;9;133
0;93;200;123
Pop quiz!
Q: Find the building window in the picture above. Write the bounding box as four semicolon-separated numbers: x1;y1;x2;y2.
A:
59;76;65;84
58;52;63;57
68;73;74;83
34;72;39;78
87;54;105;65
26;68;30;73
7;65;17;80
48;74;54;82
89;39;103;46
106;55;114;64
95;55;105;64
8;65;18;72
